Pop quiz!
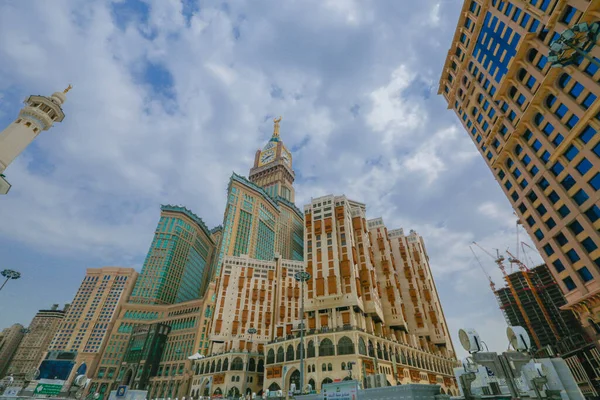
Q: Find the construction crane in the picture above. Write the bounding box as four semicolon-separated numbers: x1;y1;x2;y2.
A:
469;245;496;292
472;241;543;350
521;242;538;269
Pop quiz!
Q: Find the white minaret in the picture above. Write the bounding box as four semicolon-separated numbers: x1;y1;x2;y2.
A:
0;85;71;194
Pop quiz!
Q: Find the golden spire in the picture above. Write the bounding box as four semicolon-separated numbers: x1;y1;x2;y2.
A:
63;84;73;94
273;116;282;137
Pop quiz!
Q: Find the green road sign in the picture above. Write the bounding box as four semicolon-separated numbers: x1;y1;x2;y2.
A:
34;383;63;396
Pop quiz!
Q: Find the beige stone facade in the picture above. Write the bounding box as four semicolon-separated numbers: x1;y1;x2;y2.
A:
189;256;304;398
5;305;67;385
45;267;137;389
438;0;600;335
259;195;457;394
0;324;25;377
88;283;216;400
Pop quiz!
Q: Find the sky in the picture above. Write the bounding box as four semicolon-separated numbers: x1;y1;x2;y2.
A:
0;0;544;358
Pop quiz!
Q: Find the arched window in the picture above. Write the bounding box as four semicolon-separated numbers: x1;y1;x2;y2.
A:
515;144;523;155
322;378;333;387
368;340;375;357
517;68;527;81
558;73;571;89
210;361;215;373
231;357;244;371
308;379;316;390
337;337;354;355
322;363;327;372
257;359;264;373
358;338;367;355
307;340;315;358
296;343;303;360
341;362;346;370
267;349;275;364
286;345;295;361
462;76;468;85
527;48;538;63
319;338;335;357
248;358;256;372
277;347;284;363
216;359;221;372
222;358;229;371
471;107;478;116
377;343;383;359
546;94;557;108
328;363;333;371
509;86;517;98
534;113;544;126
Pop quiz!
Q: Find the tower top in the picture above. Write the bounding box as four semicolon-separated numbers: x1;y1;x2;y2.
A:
63;84;72;94
273;116;282;138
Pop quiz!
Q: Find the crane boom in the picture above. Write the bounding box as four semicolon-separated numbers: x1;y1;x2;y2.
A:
469;245;496;292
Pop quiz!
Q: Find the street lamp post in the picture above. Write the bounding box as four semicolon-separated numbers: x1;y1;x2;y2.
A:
548;22;600;69
0;269;21;292
294;271;311;395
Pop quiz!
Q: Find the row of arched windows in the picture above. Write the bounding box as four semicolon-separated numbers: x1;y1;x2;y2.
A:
195;357;264;374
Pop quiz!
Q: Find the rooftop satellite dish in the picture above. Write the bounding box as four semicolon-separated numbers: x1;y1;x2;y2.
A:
458;328;483;353
507;326;531;351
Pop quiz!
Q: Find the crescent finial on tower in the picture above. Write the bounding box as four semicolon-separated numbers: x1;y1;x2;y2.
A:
63;84;73;94
273;116;282;137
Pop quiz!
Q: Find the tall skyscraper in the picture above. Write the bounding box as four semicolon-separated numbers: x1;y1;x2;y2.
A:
129;205;217;304
258;195;457;395
495;264;600;397
46;267;137;390
0;86;71;194
439;0;600;333
214;118;304;279
5;305;67;385
0;324;25;377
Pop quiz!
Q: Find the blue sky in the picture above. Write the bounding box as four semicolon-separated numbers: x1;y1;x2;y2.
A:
0;0;543;357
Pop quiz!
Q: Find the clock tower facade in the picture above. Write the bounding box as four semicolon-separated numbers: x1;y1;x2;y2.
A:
248;117;295;203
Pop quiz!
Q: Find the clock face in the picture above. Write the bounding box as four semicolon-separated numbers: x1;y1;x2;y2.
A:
282;150;291;166
263;142;276;151
259;150;275;166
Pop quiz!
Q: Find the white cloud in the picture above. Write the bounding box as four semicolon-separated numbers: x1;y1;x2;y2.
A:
0;0;545;356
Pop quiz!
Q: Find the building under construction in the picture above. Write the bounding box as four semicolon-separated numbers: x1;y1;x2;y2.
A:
495;264;600;398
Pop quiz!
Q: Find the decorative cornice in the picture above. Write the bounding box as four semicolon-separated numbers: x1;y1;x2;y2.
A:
161;204;213;241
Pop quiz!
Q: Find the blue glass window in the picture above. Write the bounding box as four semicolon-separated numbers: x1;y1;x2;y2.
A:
582;237;599;253
548;190;560;204
538;177;550;190
539;0;551;12
487;151;493;160
518;203;527;214
569;82;584;98
534;113;544;125
532;139;542;151
536;204;547;216
543;243;554;256
523;129;532;140
558;73;571;88
476;135;482;143
573;189;590;205
593;142;600;158
522;154;531;165
520;13;531;28
564;144;579;161
541;151;551;162
576;158;593;175
555;232;568;247
552;259;565;272
534;229;544;240
555;104;568;118
526;76;536;89
578;267;594;283
520;179;529;188
482;121;489;131
551;161;564;176
508;110;517;121
512;8;521;22
516;94;526;106
563;276;577;291
498;169;506;179
569;220;584;235
511;191;519;201
505;181;513;190
560;6;577;24
589;173;600;191
526;216;536;227
552;134;564;147
585;205;600;223
537;55;547;69
579;125;597;144
561;174;576;190
558;205;571;217
542;123;554;135
493;139;501;148
530;165;539;176
529;19;540;32
566;248;581;263
566;114;580;129
582;93;597;109
527;190;538;202
506;158;514;167
585;59;599;77
545;217;556;229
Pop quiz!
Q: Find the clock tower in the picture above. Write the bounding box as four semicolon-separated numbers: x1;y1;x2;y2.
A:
249;117;295;202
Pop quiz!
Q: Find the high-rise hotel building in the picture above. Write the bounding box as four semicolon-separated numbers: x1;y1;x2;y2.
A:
438;1;600;333
261;195;457;395
44;267;137;391
129;205;218;304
